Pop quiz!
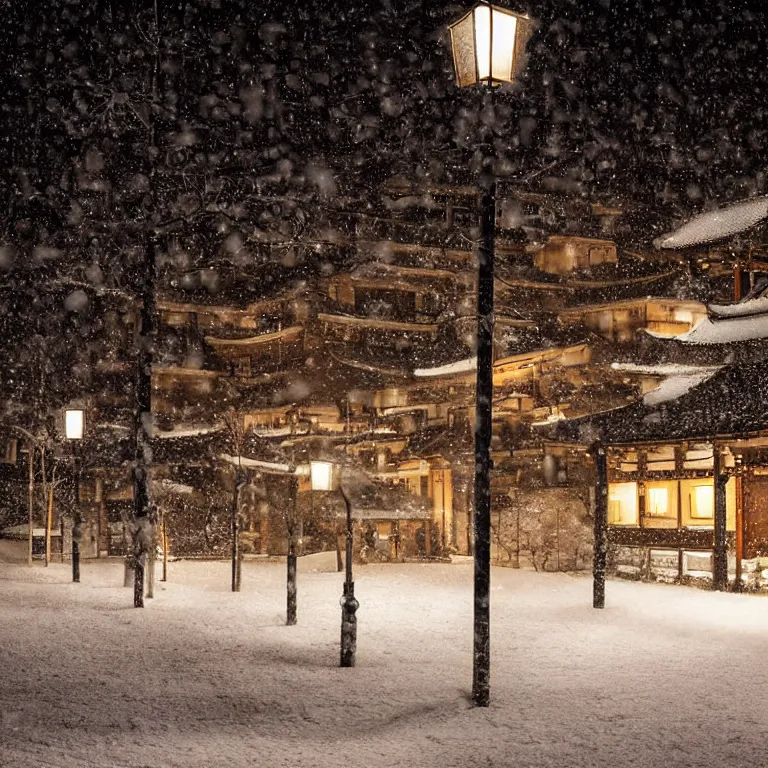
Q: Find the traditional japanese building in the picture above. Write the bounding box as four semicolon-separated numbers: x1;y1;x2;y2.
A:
6;181;752;571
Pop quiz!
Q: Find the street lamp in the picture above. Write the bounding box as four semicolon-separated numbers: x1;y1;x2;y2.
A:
449;3;534;87
65;408;84;583
448;2;535;708
310;460;359;667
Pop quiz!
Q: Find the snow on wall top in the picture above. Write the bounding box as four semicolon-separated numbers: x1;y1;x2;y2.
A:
654;196;768;249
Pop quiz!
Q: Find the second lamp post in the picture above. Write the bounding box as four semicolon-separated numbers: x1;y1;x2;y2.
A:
65;408;85;583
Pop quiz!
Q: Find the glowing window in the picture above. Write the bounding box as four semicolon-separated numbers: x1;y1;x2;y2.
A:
691;484;714;519
608;482;638;526
647;487;668;517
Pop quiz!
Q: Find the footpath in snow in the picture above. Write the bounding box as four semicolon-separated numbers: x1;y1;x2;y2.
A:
1;553;768;768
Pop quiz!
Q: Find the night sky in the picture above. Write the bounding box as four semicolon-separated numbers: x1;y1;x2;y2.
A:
0;0;766;225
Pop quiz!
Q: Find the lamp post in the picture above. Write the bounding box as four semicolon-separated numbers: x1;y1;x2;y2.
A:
65;409;84;583
448;2;534;708
310;460;359;667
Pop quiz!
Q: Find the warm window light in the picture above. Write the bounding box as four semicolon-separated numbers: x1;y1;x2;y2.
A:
310;461;333;492
65;409;84;440
449;3;534;88
647;487;669;517
608;482;638;525
691;484;714;519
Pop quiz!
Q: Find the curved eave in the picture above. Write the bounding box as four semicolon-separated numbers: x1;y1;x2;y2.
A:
205;326;304;348
317;313;438;334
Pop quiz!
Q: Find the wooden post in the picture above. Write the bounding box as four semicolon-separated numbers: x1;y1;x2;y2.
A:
593;443;608;609
735;474;743;591
161;513;168;582
27;444;34;567
231;471;244;593
45;483;54;567
713;447;728;591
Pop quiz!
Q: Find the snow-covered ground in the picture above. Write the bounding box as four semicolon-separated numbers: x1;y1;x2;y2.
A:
2;547;768;768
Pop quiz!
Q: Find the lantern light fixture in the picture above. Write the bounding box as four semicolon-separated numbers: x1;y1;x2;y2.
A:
65;409;84;441
310;460;334;492
449;2;535;88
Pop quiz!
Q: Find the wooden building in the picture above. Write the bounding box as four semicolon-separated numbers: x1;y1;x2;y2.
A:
551;358;768;590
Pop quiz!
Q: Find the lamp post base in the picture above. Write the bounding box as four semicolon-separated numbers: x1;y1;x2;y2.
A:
287;552;297;625
72;542;80;583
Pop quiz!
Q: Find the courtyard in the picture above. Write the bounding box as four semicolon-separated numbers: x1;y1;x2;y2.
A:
1;547;767;768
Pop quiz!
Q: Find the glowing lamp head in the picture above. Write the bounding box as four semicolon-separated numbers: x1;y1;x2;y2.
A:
310;461;334;491
449;3;535;88
65;409;84;440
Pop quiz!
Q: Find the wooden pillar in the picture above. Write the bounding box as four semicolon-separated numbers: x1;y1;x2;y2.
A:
27;445;34;567
713;447;728;591
593;443;608;609
735;473;744;590
733;265;742;301
45;483;54;567
259;502;270;555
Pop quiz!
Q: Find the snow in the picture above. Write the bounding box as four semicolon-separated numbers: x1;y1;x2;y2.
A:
654;196;768;249
608;363;721;407
218;453;299;475
708;294;768;318
414;357;477;377
3;551;768;768
610;362;720;377
642;371;718;406
671;312;768;344
154;425;224;439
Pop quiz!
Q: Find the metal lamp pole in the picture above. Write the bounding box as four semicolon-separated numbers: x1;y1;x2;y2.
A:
72;446;81;583
64;409;85;583
339;483;358;668
472;164;495;706
448;1;535;707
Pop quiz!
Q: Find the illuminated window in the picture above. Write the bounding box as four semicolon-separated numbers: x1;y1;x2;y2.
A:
647;487;668;517
681;479;714;526
643;481;678;529
608;482;638;526
691;484;714;519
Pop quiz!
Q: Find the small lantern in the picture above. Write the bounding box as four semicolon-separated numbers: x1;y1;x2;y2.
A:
310;461;334;492
449;3;534;88
65;409;85;440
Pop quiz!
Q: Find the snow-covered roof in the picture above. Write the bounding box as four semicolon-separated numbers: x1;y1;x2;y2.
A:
642;370;719;407
671;313;768;344
414;357;476;377
708;294;768;319
610;362;720;377
550;358;768;445
218;453;300;475
153;425;224;439
654;196;768;249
